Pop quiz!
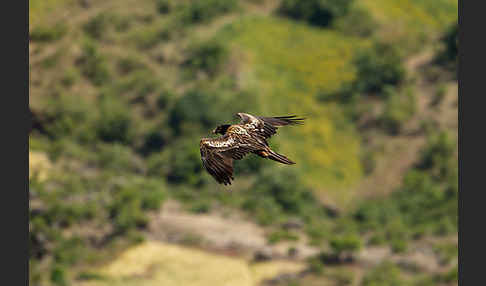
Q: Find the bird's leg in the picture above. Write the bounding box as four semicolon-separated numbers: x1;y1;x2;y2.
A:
257;150;269;158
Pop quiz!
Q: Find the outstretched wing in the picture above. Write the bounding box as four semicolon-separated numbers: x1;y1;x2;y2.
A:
200;134;257;185
236;113;305;140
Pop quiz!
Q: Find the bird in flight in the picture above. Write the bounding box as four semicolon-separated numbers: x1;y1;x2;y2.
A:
200;113;305;185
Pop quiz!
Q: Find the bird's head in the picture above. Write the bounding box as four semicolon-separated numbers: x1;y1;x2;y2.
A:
212;124;231;135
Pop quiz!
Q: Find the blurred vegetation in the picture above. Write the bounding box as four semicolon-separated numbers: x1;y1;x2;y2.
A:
278;0;354;27
380;86;417;134
362;261;405;286
77;40;111;86
178;0;238;25
183;39;228;77
353;42;406;95
29;0;457;285
30;22;68;42
353;130;457;246
436;22;458;75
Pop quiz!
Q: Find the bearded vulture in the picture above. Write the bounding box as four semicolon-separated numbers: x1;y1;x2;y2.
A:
200;113;305;185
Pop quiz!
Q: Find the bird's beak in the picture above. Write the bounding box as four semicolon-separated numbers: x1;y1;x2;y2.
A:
211;128;217;134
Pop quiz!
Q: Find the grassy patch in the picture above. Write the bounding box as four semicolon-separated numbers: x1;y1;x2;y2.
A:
30;22;68;42
361;0;457;52
29;0;74;27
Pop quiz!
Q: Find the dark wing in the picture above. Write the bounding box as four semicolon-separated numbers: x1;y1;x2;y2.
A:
200;134;257;185
236;113;305;140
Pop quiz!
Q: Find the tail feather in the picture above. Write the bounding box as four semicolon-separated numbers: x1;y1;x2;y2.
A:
267;150;295;165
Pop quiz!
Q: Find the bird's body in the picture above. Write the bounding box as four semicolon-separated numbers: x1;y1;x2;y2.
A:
200;113;305;185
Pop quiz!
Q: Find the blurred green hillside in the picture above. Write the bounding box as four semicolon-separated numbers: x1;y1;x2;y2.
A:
29;0;457;285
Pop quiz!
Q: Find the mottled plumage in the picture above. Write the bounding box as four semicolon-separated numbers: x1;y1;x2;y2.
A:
200;113;305;185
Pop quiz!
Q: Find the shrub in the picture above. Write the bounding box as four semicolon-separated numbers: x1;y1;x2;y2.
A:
139;128;167;156
117;55;147;75
333;6;377;37
149;138;204;185
114;70;161;101
95;95;133;144
114;69;161;101
329;234;362;261
109;185;149;234
278;0;354;27
417;131;455;178
362;261;405;286
147;152;168;178
178;0;238;25
138;179;167;211
398;170;456;234
354;196;400;231
251;167;315;215
390;238;407;253
368;234;386;246
53;237;86;266
380;86;416;134
168;89;220;135
156;0;171;14
156;89;173;109
166;144;204;185
183;39;227;77
60;68;79;88
444;24;458;60
132;26;170;50
50;264;68;286
43;94;95;141
242;196;283;226
353;42;406;94
30;23;67;42
437;23;458;66
112;14;132;32
97;143;144;173
77;41;111;86
83;12;110;39
306;221;331;245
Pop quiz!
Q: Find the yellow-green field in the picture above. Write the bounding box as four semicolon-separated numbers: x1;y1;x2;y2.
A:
219;16;366;204
361;0;457;51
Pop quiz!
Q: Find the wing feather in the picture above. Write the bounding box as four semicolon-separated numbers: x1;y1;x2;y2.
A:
200;134;258;185
236;113;305;140
258;115;305;127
